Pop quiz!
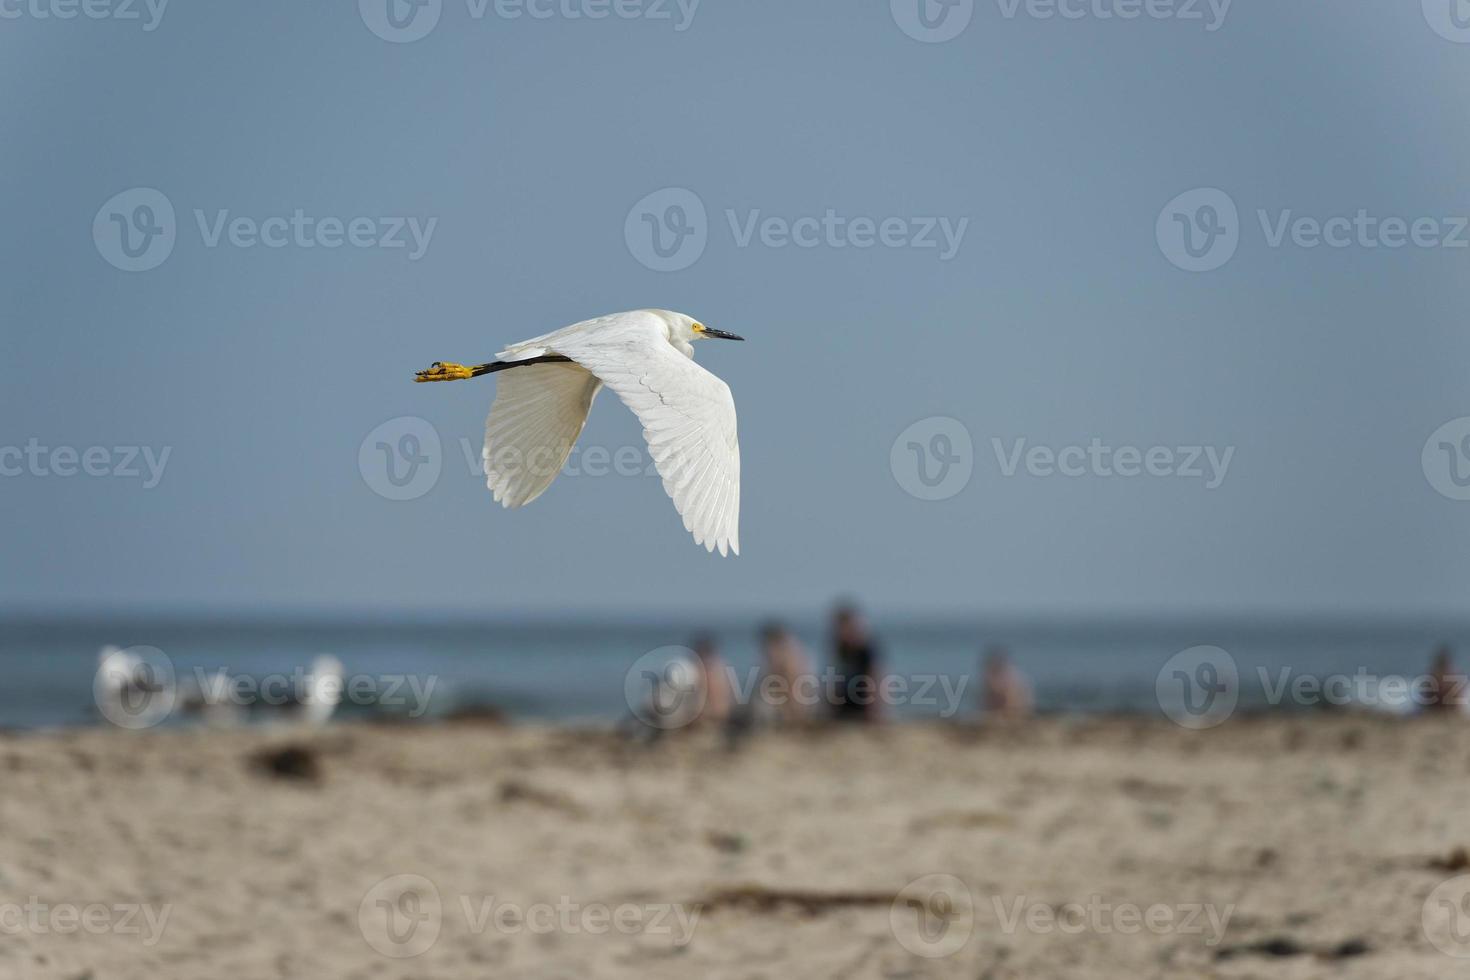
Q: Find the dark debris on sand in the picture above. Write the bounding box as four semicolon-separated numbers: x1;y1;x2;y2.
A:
1214;936;1371;961
248;744;323;784
1429;845;1470;872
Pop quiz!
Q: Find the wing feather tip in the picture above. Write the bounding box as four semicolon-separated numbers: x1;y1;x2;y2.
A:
486;479;518;509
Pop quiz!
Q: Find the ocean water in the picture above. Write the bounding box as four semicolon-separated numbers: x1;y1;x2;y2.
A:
1;616;1465;730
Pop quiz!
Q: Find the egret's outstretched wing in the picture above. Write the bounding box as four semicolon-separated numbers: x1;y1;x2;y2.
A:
494;311;640;362
483;361;601;508
549;316;741;556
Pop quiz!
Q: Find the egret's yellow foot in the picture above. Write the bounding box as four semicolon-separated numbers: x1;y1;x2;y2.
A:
415;361;474;383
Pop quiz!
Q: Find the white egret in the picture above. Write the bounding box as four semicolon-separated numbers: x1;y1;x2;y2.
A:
293;655;345;728
415;310;743;556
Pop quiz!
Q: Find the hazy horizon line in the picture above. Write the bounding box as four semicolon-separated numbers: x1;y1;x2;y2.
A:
4;604;1469;634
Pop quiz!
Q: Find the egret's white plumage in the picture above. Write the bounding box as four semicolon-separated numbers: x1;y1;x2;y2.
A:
484;360;602;509
426;310;742;556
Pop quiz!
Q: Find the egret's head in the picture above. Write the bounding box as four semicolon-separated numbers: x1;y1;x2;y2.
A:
652;310;744;345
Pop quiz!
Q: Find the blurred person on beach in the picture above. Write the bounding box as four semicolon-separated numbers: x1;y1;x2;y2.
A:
981;646;1033;721
626;638;732;739
758;622;816;726
1422;645;1466;713
692;634;734;729
829;603;884;723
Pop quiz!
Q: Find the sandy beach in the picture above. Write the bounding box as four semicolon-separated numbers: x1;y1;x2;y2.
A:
4;714;1469;979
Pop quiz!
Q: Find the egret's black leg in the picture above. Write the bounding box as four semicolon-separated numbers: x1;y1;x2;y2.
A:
414;355;574;383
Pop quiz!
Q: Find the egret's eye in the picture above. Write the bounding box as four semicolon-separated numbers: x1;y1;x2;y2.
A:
692;323;705;333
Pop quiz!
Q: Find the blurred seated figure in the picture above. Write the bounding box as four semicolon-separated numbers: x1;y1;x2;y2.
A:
626;641;727;738
1423;645;1467;713
757;621;815;726
981;647;1033;721
691;634;733;729
830;602;884;723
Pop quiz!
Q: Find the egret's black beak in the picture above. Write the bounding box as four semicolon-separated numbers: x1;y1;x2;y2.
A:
703;328;745;341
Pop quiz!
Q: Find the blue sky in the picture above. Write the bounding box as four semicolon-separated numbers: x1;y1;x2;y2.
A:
3;1;1470;618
